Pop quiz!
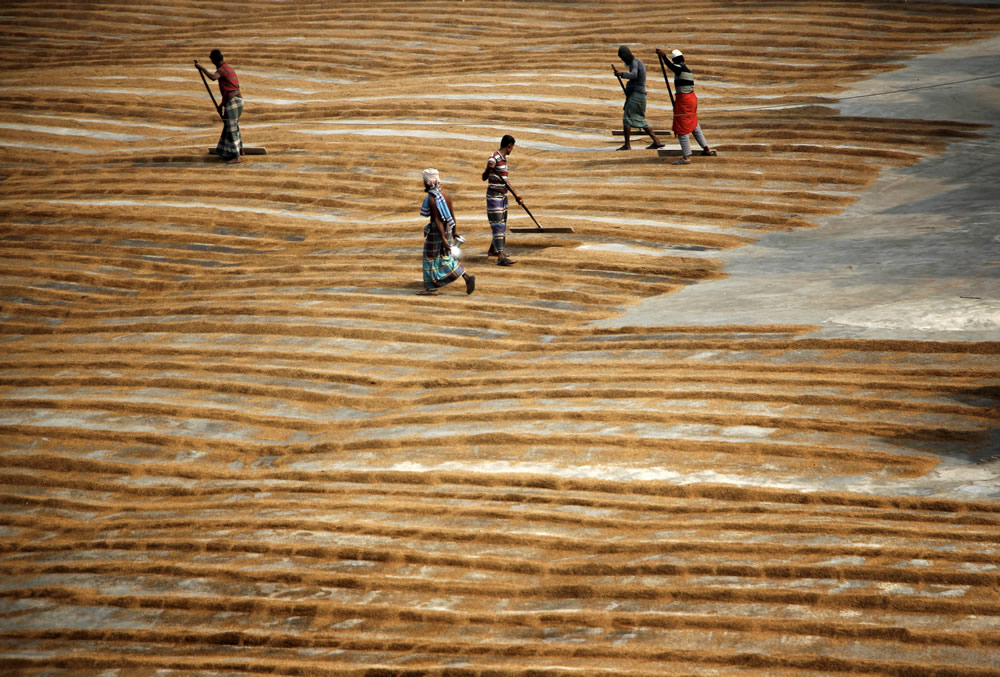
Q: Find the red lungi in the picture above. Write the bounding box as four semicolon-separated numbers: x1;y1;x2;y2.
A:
672;91;699;136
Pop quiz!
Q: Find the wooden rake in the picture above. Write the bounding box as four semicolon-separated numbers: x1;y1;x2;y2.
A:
656;52;676;106
198;67;224;120
612;64;627;94
495;174;574;234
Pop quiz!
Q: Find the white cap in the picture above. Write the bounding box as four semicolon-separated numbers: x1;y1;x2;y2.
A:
671;49;683;59
422;168;440;188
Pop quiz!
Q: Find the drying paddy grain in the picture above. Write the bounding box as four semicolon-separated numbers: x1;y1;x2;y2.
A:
2;1;1000;675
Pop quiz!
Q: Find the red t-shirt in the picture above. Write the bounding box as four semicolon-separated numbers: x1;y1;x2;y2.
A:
217;63;241;103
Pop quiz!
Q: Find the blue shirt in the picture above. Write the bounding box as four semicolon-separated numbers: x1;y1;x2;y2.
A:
620;57;647;96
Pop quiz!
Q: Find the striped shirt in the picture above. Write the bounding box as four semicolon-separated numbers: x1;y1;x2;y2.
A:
486;150;508;193
217;62;241;103
663;59;695;94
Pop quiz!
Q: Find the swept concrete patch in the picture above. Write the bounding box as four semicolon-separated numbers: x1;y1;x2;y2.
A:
601;35;1000;343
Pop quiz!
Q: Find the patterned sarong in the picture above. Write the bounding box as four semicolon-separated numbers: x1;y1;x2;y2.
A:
672;91;698;136
486;191;508;253
421;189;465;289
215;97;243;159
622;91;649;129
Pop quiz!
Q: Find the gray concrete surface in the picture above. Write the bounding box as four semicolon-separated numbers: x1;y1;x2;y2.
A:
602;35;1000;342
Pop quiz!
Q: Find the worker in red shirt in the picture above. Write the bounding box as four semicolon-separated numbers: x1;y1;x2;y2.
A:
195;49;244;164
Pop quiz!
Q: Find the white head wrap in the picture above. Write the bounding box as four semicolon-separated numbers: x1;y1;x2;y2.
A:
422;168;441;188
671;49;683;59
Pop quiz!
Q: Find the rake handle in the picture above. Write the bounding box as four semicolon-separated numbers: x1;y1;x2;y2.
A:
612;64;626;94
493;173;541;230
197;64;224;120
518;200;543;230
657;53;675;107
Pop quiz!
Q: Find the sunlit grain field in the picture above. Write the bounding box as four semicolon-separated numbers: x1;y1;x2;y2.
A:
2;1;999;675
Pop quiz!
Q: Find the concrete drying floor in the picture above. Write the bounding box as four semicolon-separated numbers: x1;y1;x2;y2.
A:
608;36;1000;344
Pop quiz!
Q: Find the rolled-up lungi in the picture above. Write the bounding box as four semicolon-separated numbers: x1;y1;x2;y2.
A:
672;91;698;136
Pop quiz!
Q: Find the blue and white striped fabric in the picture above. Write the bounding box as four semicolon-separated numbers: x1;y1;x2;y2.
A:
420;187;455;230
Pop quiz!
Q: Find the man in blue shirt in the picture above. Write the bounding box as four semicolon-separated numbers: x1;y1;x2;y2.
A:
613;46;665;151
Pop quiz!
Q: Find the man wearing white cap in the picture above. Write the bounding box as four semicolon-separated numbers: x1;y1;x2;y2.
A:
418;169;475;295
656;47;717;165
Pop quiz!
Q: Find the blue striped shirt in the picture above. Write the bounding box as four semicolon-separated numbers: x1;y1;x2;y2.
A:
620;57;647;95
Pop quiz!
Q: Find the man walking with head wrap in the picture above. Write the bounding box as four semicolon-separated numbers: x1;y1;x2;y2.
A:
656;47;717;165
614;45;665;151
419;169;475;296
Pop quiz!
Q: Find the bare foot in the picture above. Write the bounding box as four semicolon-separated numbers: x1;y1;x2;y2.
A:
226;156;242;164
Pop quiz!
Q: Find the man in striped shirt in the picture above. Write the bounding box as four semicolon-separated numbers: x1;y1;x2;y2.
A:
656;47;717;165
481;134;524;266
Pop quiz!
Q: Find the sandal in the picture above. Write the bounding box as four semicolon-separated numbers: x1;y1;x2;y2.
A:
646;142;665;149
671;157;691;165
700;148;718;156
417;288;439;295
615;144;630;151
498;258;517;266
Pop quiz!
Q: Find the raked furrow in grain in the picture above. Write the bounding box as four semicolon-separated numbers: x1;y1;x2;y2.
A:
3;1;1000;675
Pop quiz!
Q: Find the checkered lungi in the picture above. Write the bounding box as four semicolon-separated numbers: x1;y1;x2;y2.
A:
423;222;464;289
486;190;508;253
623;91;649;129
215;97;243;159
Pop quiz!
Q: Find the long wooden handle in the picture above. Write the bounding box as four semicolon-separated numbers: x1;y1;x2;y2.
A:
657;53;675;106
493;173;541;230
612;64;626;94
518;199;543;230
198;67;223;120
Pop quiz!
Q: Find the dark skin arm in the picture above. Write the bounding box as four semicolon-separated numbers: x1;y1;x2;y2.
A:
194;60;221;80
194;60;224;115
655;49;683;74
613;59;636;79
443;190;459;238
